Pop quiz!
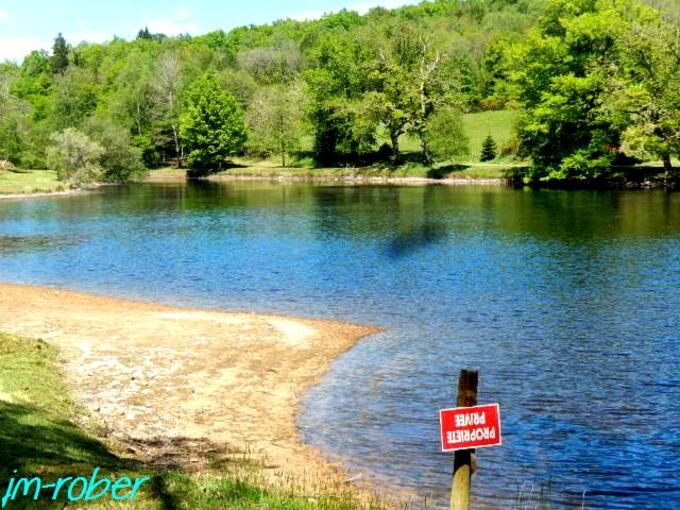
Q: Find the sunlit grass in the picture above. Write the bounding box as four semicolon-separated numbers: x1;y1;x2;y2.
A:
0;332;399;509
0;169;66;195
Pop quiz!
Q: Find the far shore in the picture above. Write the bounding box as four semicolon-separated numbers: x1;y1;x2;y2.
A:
145;166;512;186
0;189;83;200
204;173;508;186
0;283;382;498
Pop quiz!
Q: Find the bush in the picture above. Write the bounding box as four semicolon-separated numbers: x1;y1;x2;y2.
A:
426;109;470;164
84;118;146;182
46;128;104;186
0;159;14;172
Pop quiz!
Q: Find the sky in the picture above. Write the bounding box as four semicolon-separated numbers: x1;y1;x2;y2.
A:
0;0;418;62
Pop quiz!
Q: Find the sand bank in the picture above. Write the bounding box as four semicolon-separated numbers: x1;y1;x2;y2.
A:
0;283;379;492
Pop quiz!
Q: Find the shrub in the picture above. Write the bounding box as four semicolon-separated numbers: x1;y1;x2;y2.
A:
84;118;146;182
426;109;470;164
46;128;104;186
0;159;14;172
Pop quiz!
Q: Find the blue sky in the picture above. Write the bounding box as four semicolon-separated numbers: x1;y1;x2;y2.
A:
0;0;417;62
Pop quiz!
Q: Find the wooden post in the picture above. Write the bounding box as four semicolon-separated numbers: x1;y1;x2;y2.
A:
450;369;478;510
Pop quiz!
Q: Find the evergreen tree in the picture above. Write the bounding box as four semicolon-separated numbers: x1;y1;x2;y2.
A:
480;135;498;162
50;33;69;75
137;27;152;40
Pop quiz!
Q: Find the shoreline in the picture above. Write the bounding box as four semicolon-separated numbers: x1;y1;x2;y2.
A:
203;174;509;186
0;184;109;200
0;283;382;498
0;189;82;200
142;167;511;186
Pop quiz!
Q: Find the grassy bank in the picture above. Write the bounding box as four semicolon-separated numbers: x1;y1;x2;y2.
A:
0;332;387;509
201;110;523;181
210;161;517;181
0;170;67;195
398;110;521;164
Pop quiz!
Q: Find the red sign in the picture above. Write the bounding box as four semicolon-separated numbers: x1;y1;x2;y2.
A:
439;403;502;452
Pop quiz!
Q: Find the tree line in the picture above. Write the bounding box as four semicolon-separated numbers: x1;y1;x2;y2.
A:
0;0;678;185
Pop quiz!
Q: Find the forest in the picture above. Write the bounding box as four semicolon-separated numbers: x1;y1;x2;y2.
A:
0;0;678;186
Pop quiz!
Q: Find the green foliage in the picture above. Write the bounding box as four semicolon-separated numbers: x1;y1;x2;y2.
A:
599;5;680;179
480;135;498;161
426;108;470;163
46;128;104;185
506;0;628;181
50;67;99;130
305;29;378;164
246;82;308;166
237;43;302;85
84;118;146;182
50;33;70;75
180;73;247;174
0;0;678;184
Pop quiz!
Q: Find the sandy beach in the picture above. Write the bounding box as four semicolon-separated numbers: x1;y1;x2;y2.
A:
0;283;378;492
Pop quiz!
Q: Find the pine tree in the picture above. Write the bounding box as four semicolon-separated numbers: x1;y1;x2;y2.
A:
137;27;152;40
480;135;498;162
50;33;69;75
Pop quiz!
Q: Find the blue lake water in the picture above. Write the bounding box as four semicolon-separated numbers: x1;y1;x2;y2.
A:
0;182;678;509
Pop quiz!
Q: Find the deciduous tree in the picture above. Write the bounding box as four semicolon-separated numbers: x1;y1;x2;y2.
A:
246;82;308;167
426;108;470;164
179;73;247;174
46;128;104;185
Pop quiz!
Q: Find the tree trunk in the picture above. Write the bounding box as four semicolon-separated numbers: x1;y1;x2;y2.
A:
135;101;142;135
171;123;182;168
390;130;401;163
663;153;674;184
420;131;431;165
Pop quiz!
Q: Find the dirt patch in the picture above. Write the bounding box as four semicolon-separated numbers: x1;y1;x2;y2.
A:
0;283;379;492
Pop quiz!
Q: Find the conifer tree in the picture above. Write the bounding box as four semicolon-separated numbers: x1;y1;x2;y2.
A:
480;135;498;162
50;33;69;75
137;27;152;40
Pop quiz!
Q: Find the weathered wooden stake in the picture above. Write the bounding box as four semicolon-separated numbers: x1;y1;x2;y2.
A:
450;369;478;510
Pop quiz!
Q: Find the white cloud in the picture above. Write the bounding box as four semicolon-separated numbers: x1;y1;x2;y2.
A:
0;37;49;62
349;0;415;15
288;0;416;22
174;6;190;20
0;9;9;21
147;18;200;35
143;6;199;36
289;10;325;21
66;30;110;44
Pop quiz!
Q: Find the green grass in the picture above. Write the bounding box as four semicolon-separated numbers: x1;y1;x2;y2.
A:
397;109;521;164
0;332;392;509
460;110;521;163
196;109;524;180
148;109;525;182
0;170;67;195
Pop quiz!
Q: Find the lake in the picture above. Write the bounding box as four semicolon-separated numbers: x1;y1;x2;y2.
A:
0;182;678;509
